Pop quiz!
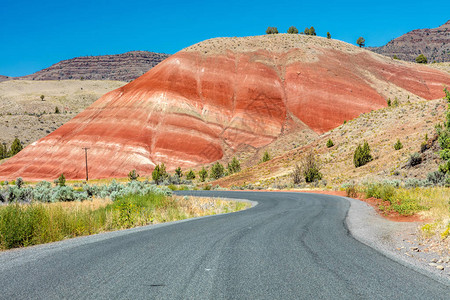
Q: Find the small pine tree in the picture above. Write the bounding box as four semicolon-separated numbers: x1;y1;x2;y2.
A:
309;26;316;36
9;138;23;156
57;173;66;187
186;169;196;180
353;141;373;167
55;106;60;114
287;26;299;34
326;32;331;39
210;162;225;179
0;143;8;159
199;167;208;182
261;150;271;162
326;139;334;148
356;37;365;48
152;165;161;184
227;157;241;174
175;167;182;178
128;169;139;181
266;27;278;34
387;98;391;106
302;152;322;183
394;139;403;150
40;95;45;101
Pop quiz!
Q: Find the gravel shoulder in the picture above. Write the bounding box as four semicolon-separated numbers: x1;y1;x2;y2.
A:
345;196;450;285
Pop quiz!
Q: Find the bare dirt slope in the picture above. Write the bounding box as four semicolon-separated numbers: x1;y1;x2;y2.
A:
0;80;126;147
369;20;450;62
0;34;449;181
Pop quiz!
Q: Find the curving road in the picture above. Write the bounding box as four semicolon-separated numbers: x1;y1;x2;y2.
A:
0;191;448;299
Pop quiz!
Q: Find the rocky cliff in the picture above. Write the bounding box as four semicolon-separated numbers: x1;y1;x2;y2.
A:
1;34;449;180
369;21;450;62
17;51;170;82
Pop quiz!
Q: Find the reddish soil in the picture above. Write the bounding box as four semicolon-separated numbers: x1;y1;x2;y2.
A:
1;35;449;181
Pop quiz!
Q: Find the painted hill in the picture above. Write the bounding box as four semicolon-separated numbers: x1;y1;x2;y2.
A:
16;51;170;82
369;20;450;62
1;34;449;181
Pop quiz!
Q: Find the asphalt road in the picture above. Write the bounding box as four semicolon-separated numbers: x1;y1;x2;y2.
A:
0;191;448;299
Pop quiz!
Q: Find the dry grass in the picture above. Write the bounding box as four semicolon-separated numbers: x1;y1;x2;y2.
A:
0;194;249;250
0;80;126;146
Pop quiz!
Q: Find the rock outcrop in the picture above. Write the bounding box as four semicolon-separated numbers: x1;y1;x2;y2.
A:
16;51;170;82
369;20;450;62
1;34;449;180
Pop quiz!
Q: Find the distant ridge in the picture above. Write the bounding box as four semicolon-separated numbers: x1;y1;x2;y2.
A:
4;51;170;82
368;20;450;62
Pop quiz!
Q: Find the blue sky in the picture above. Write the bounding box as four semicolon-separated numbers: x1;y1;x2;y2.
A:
1;0;449;77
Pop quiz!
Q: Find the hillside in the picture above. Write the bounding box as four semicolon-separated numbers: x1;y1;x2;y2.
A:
369;21;450;62
12;51;170;82
0;34;449;181
0;80;127;147
213;97;447;188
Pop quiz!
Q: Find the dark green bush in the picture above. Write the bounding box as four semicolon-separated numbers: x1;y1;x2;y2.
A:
326;139;334;148
175;167;182;178
261;151;271;163
394;139;403;150
227;157;241;174
287;26;298;34
186;170;195;180
415;54;427;64
353;141;373;167
57;174;66;187
210;162;225;179
302;152;322;183
266;27;278;34
199;167;208;182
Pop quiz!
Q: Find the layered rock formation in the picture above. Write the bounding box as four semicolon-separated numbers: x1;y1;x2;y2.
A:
16;51;170;82
1;34;450;180
369;20;450;62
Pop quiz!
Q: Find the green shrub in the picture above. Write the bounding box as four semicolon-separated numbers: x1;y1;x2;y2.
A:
408;152;422;167
327;32;331;39
152;164;167;184
199;167;208;182
186;170;195;180
261;150;271;163
387;98;391;106
394;139;403;150
175;167;182;178
415;54;427;64
287;26;298;34
302;152;322;183
57;174;66;187
9;138;23;156
326;139;334;148
227;157;241;174
353;141;373;167
210;162;225;179
266;27;278;34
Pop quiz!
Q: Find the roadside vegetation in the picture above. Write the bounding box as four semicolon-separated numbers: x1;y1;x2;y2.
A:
0;179;249;250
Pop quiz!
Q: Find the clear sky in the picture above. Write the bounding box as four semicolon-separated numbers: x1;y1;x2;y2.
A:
1;0;449;77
